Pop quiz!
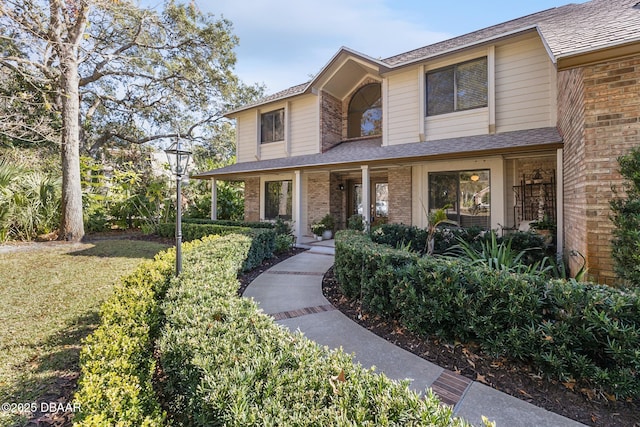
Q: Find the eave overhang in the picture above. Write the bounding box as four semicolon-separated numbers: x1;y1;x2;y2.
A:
192;127;563;181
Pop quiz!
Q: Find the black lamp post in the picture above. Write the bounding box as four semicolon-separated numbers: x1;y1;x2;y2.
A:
164;136;191;276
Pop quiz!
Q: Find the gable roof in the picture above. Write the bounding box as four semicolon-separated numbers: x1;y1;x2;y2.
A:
193;127;562;180
228;0;640;115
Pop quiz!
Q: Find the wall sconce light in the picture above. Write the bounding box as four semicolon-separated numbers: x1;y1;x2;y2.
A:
470;173;480;182
338;183;345;191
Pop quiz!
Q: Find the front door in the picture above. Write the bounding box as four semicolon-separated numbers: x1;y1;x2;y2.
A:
348;180;388;226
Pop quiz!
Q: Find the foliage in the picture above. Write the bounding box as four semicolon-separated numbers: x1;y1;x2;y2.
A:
156;222;275;271
0;156;61;241
75;233;470;426
610;146;640;287
347;213;365;231
81;154;173;232
73;245;177;426
1;0;264;240
273;218;295;254
158;235;472;427
335;231;640;399
312;214;336;236
449;231;554;276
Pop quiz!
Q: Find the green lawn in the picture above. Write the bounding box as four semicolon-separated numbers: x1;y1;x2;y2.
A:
0;240;169;426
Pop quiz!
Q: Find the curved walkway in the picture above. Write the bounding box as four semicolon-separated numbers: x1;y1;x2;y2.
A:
243;243;585;427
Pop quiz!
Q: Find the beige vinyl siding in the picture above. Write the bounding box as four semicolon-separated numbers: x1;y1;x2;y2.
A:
260;141;286;159
235;110;257;163
425;108;489;141
290;94;319;156
495;35;556;132
386;69;420;146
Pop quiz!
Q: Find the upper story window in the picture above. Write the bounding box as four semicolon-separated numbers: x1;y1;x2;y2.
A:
348;83;382;138
261;108;285;143
426;57;487;116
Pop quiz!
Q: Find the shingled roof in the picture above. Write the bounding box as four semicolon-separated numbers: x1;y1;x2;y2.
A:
229;0;640;113
193;127;562;179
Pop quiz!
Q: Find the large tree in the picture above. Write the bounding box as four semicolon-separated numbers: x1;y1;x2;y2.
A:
0;0;261;241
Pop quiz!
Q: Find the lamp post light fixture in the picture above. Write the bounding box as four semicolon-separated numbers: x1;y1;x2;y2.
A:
164;136;192;276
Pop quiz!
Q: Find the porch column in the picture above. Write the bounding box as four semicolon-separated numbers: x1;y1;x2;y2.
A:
361;165;371;230
210;178;217;220
556;149;564;258
294;170;303;243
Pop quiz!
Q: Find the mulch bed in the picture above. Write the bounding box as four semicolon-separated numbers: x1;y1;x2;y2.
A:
321;266;639;427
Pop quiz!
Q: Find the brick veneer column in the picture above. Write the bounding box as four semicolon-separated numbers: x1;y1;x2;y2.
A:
307;172;330;234
243;177;260;222
559;54;640;284
388;166;412;225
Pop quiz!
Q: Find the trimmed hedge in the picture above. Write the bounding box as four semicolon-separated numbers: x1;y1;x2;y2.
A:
157;222;275;271
158;234;472;426
76;233;473;426
335;230;640;399
73;248;176;426
181;218;276;229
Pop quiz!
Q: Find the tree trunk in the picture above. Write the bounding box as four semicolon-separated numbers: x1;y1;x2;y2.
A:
59;48;85;241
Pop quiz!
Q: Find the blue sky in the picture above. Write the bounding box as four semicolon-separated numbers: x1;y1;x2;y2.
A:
159;0;589;94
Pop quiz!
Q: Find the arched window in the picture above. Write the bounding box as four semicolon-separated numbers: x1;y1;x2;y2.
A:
347;83;382;138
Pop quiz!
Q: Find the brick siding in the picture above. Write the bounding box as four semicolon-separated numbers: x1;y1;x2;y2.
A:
388;166;412;225
559;54;640;284
243;177;260;222
320;91;343;152
307;172;330;234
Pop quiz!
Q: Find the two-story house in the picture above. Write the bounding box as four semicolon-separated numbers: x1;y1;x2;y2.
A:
194;0;640;284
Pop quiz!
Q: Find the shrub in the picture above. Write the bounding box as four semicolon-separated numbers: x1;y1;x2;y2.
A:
335;231;640;399
158;233;471;426
157;222;275;271
610;146;640;287
73;248;176;426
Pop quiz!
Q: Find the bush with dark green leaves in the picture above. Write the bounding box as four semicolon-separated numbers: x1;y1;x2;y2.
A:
335;230;640;399
610;146;640;287
74;247;176;426
158;234;472;426
76;232;474;426
157;222;275;271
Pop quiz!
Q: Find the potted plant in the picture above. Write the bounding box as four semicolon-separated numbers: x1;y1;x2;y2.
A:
319;214;335;240
530;215;556;246
311;222;326;240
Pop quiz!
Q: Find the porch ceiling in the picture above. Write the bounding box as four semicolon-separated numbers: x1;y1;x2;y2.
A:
192;127;562;180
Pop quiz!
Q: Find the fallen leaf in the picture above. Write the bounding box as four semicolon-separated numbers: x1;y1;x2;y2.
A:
518;389;532;398
476;373;489;384
605;393;617;402
562;381;576;391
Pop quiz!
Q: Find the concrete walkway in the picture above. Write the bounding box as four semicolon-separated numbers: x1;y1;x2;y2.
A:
244;242;585;427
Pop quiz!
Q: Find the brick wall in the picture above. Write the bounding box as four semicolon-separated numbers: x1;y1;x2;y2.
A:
243;177;260;222
330;173;346;230
320;91;343;152
388;166;412;225
307;172;330;234
558;67;587;278
560;54;640;284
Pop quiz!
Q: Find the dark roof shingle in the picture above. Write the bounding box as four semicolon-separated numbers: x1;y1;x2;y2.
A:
193;127;562;179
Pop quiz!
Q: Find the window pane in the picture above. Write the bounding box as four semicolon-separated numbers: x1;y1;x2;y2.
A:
261;109;285;143
348;84;382;138
427;68;454;116
429;170;490;229
274;109;284;141
264;180;292;220
375;183;388;217
456;58;487;110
